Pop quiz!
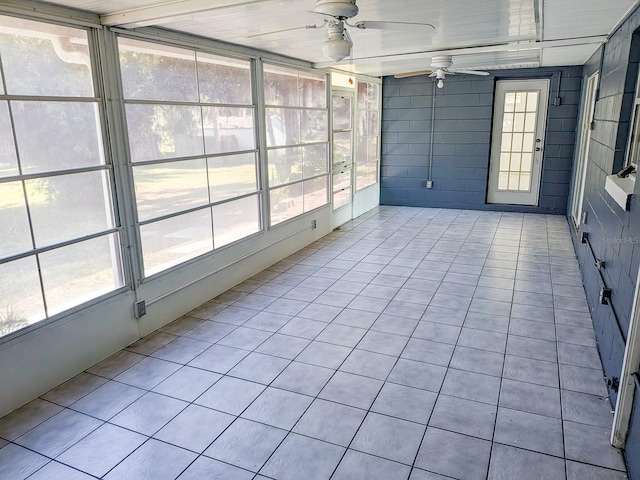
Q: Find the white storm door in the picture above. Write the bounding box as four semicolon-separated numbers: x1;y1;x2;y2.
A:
570;72;599;227
332;94;354;226
488;79;550;205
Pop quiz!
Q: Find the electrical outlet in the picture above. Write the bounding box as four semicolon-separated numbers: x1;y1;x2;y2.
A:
426;180;433;189
135;300;146;318
311;219;317;229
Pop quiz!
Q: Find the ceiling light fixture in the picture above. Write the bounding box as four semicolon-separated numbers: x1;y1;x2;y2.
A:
322;21;351;62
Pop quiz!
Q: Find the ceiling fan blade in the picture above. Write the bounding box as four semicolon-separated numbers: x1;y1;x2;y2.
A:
393;69;433;79
353;20;435;31
246;24;322;39
449;69;490;76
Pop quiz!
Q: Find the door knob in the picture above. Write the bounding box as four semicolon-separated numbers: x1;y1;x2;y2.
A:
535;147;541;151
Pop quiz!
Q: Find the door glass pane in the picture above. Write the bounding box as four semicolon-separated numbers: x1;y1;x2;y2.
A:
524;113;536;132
203;106;255;154
270;182;303;225
212;194;261;247
502;113;514;131
333;131;352;165
514;93;526;112
333;171;351;192
0;256;45;334
499;153;510;170
498;89;539;192
126;104;203;162
268;147;302;187
0;102;18;177
197;52;251;105
119;38;198;103
133;158;209;221
26;170;115;248
333;97;351;130
265;108;300;147
334;189;351;209
141;209;213;277
0;17;93;97
40;234;124;316
504;93;516;112
303;144;328;177
13;101;104;174
526;92;539;111
0;182;32;259
208;152;258;202
304;176;328;212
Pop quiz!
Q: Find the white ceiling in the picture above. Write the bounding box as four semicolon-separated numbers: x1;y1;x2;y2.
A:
44;0;639;76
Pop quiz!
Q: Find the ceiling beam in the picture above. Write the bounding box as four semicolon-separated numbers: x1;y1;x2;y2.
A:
312;35;609;69
100;0;274;27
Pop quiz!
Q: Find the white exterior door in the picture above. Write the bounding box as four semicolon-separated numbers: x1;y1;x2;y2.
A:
488;79;550;205
570;72;599;228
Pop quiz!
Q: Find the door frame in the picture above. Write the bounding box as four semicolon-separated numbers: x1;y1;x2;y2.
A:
331;90;355;229
487;79;550;206
570;71;599;228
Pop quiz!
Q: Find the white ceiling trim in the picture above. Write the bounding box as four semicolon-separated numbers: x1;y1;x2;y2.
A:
101;0;274;27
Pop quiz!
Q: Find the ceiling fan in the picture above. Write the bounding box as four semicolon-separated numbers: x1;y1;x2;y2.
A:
395;55;490;88
249;0;435;62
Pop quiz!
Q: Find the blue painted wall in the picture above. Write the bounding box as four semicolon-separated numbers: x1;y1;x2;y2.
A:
380;66;582;213
570;7;640;479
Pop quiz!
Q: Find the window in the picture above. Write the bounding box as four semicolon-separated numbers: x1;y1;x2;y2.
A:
264;64;329;225
0;16;124;336
119;38;261;277
355;80;380;191
625;68;640;172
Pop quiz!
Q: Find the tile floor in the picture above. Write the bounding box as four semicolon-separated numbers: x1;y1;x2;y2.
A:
0;207;629;480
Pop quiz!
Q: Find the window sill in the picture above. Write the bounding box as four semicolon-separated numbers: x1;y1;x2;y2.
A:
605;174;635;211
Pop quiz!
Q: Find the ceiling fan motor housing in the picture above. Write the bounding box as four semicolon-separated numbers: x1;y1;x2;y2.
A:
313;0;359;19
431;55;453;69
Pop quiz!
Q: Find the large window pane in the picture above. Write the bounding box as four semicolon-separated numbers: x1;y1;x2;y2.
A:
270;183;303;225
12;101;104;173
119;38;198;102
301;110;328;143
0;16;93;97
264;64;299;106
208;153;258;202
0;256;45;334
358;82;379;110
141;209;213;277
299;72;326;108
0;102;18;177
40;234;124;316
126;104;203;162
213;194;261;247
133;159;209;221
266;108;300;147
304;176;328;212
268;147;302;187
197;53;251;105
303;144;328;177
203;107;255;154
0;182;33;259
25;171;115;248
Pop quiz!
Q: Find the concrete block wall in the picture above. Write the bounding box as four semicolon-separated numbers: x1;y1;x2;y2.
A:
570;7;640;478
381;66;583;214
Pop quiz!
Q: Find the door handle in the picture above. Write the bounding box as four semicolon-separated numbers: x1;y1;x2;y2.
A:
535;147;541;151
